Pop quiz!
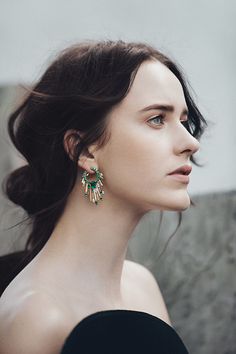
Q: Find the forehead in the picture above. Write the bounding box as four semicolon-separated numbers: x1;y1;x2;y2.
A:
121;59;187;112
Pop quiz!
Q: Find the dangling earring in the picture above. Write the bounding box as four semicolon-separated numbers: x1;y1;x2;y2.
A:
81;166;105;205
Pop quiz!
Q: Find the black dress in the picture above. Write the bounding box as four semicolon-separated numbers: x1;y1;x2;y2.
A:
60;309;189;353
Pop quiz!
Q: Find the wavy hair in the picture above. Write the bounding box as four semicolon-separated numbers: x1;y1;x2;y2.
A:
2;40;207;268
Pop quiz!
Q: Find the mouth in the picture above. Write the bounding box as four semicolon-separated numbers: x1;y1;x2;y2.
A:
167;173;190;183
167;165;192;184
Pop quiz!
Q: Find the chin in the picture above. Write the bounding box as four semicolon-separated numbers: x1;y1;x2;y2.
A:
157;192;191;211
170;198;190;211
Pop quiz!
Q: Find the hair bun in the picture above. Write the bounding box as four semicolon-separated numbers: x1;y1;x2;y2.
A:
4;165;37;215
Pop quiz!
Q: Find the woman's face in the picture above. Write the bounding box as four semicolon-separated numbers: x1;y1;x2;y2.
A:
94;59;200;213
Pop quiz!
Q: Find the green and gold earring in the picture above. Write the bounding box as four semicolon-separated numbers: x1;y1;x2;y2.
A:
81;167;105;205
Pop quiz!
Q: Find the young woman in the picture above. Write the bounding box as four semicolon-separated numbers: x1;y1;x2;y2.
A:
0;40;206;353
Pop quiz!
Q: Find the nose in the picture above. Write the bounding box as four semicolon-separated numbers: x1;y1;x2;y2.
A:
174;124;200;157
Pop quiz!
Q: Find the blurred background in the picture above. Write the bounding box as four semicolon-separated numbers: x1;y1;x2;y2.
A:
0;1;235;353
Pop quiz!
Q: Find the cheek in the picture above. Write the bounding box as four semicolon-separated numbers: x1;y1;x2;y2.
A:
99;125;170;198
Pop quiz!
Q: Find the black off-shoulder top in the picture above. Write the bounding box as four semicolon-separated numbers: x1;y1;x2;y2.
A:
60;309;189;353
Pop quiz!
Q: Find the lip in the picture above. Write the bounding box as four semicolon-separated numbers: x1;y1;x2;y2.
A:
168;164;192;176
167;174;190;183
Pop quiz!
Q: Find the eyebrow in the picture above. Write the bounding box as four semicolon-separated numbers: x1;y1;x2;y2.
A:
138;104;189;116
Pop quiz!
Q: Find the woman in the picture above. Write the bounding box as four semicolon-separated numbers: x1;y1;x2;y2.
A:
0;40;206;353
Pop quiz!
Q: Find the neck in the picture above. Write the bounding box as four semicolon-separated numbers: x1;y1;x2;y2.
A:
40;181;146;306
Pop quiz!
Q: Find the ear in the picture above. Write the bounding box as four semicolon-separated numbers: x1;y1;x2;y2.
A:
63;129;81;161
63;130;98;174
78;144;98;174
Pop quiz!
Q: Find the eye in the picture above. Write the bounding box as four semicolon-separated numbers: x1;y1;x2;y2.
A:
148;115;165;126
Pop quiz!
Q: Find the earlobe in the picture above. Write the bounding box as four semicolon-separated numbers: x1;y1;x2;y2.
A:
78;157;97;174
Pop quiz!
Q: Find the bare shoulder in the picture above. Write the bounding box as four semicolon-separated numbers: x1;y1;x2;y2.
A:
124;260;172;326
0;291;72;354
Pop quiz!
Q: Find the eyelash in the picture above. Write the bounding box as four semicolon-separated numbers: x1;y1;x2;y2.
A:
148;115;165;126
148;115;188;127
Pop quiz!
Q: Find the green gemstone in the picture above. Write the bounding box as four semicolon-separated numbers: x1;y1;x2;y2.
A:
90;181;97;189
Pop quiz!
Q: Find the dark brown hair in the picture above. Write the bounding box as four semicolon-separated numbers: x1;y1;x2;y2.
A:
3;40;207;264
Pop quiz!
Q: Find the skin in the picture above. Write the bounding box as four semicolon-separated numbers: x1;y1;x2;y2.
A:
0;59;200;353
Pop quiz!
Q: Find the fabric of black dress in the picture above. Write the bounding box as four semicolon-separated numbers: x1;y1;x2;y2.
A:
60;309;189;353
